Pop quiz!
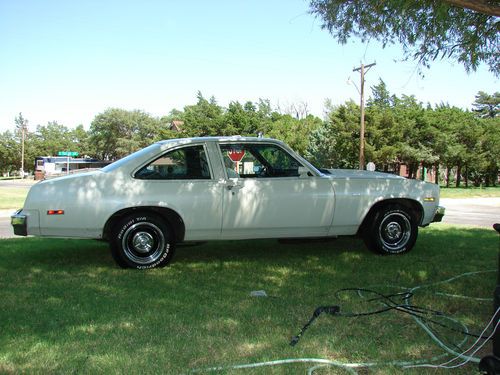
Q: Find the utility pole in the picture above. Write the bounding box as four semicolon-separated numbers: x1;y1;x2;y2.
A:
353;62;376;170
15;113;28;178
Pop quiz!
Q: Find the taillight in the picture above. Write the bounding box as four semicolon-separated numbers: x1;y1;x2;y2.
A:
47;210;64;215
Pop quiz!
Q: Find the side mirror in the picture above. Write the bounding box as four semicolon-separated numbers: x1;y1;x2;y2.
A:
298;166;310;178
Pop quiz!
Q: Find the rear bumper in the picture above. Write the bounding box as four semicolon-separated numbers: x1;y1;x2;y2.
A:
11;209;28;236
432;206;445;223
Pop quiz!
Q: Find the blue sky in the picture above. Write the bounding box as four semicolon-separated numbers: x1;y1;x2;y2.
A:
0;0;498;132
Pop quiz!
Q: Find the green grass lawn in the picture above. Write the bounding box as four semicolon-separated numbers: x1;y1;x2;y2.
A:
0;224;498;374
0;187;30;210
440;186;500;198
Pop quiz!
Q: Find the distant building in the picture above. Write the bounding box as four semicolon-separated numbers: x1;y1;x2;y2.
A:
34;156;111;180
169;120;184;132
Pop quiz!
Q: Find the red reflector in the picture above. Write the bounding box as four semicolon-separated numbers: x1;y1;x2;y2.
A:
47;210;64;215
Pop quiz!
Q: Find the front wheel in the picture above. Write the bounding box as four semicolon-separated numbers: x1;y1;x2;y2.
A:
363;205;418;255
110;212;175;269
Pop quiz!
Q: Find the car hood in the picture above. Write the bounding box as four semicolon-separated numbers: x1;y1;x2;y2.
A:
325;169;405;180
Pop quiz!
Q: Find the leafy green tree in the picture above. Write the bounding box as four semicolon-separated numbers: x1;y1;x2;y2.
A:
367;79;394;108
392;95;438;178
364;105;402;171
479;118;500;186
182;92;225;136
0;131;19;174
31;121;74;157
307;100;360;168
426;105;479;186
71;124;92;157
89;108;162;160
472;91;500;118
267;114;321;155
309;0;500;75
224;101;260;136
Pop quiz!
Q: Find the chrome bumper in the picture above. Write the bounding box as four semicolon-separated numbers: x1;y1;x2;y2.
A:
432;206;445;223
11;209;28;236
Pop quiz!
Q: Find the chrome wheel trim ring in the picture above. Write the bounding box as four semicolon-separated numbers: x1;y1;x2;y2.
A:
122;222;165;265
379;212;411;251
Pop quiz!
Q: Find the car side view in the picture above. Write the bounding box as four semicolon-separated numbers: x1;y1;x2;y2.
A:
11;136;445;269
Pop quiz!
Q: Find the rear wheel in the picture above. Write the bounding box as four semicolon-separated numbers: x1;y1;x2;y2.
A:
110;212;175;269
363;204;418;255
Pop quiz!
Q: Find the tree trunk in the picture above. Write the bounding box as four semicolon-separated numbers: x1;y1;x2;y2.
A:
456;163;462;188
434;163;439;185
464;164;468;188
446;166;451;188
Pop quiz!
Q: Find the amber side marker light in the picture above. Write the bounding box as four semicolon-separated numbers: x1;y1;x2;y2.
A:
47;210;64;215
423;197;436;202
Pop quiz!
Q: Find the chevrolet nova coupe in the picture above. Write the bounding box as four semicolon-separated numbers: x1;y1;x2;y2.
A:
12;136;444;269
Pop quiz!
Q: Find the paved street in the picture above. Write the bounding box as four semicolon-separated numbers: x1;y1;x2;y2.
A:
0;216;14;238
0;179;36;238
441;198;500;229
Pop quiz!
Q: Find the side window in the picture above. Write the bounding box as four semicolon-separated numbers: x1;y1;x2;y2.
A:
219;143;303;178
135;145;211;180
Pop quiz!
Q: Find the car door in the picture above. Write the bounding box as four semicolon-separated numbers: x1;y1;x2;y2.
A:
218;142;335;239
133;143;223;241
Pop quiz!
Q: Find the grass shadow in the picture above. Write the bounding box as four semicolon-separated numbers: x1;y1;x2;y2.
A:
0;225;497;374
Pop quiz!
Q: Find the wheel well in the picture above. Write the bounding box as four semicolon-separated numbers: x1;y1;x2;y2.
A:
358;199;423;235
103;206;185;243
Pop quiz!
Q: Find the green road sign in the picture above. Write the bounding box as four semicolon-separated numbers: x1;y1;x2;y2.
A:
58;151;79;157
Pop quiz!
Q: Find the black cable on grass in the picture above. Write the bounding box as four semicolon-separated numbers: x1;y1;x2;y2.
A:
290;287;494;347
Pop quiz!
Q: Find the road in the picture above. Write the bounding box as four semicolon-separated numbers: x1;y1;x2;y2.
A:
0;179;35;238
1;196;499;239
440;198;500;229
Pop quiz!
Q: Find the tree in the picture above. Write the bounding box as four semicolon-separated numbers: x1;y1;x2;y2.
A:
267;114;321;155
472;91;500;118
14;112;29;174
89;109;162;160
71;124;92;157
31;121;74;157
308;0;500;75
367;79;394;108
426;105;479;187
307;100;361;168
182;92;225;136
0;131;19;174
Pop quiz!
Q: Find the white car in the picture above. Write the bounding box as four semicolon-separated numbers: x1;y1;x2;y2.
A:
11;136;444;269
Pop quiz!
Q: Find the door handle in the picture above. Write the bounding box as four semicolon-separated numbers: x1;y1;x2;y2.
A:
226;182;243;192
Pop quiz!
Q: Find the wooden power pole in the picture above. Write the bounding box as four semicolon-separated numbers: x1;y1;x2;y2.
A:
353;62;376;170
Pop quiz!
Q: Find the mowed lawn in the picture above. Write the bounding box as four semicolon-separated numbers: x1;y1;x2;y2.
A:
440;186;500;198
0;187;31;210
0;225;498;374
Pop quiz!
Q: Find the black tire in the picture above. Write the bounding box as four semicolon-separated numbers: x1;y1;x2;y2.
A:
363;204;418;255
110;212;175;269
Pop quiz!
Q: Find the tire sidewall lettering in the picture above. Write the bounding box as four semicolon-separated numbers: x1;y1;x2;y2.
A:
117;216;150;240
136;243;171;270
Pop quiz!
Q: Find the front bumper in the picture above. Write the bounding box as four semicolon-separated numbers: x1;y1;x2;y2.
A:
11;209;28;236
432;206;445;223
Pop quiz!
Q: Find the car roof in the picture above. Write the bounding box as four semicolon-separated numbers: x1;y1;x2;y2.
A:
156;136;283;146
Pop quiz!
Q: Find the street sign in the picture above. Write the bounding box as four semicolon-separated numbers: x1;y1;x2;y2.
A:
228;150;245;162
58;151;79;157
